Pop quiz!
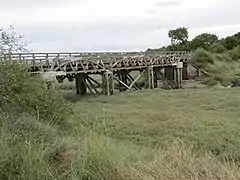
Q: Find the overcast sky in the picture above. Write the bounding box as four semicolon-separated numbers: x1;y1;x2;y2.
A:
0;0;239;52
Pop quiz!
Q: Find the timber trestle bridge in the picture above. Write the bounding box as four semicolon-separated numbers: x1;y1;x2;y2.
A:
1;51;190;95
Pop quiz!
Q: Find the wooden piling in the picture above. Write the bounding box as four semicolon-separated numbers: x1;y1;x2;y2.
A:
147;66;154;89
75;73;87;95
102;70;114;95
174;62;183;89
165;66;175;80
182;62;189;80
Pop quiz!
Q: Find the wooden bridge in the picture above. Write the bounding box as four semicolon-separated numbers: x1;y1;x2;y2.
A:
0;51;191;95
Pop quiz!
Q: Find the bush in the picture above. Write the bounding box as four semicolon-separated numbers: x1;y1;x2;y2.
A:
0;60;75;179
230;45;240;60
209;43;227;53
190;48;214;68
0;60;73;126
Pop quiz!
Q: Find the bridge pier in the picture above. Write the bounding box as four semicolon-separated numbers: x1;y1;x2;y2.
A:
75;73;87;95
147;66;155;89
152;67;162;89
102;70;114;95
118;70;128;92
174;62;183;89
161;63;183;89
165;66;175;81
182;62;189;80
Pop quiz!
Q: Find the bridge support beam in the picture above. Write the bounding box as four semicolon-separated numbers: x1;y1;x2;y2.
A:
182;62;189;80
165;66;175;80
174;62;183;89
147;66;155;89
102;70;114;95
118;70;128;92
75;73;87;95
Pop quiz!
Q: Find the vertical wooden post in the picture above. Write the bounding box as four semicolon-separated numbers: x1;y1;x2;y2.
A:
109;71;114;95
75;73;87;95
154;71;158;88
102;72;106;95
198;69;202;77
182;62;189;80
102;70;114;95
118;70;128;92
174;62;183;89
147;66;154;89
105;72;109;95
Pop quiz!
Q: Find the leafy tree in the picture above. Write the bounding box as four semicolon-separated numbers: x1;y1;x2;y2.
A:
219;32;240;50
190;33;218;50
168;27;189;47
0;25;28;55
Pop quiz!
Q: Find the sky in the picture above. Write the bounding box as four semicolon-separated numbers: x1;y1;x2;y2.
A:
0;0;239;52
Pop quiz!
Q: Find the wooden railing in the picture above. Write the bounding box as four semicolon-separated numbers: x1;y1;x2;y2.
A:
0;51;190;61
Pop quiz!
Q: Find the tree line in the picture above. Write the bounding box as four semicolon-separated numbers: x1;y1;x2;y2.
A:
146;27;240;53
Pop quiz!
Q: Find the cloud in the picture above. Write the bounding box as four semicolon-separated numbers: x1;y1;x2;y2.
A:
0;0;67;8
154;1;181;7
0;0;239;52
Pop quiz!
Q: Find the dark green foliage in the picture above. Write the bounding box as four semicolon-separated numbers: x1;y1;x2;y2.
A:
209;43;227;53
219;32;240;50
168;27;189;46
190;33;218;50
148;27;239;56
167;27;190;51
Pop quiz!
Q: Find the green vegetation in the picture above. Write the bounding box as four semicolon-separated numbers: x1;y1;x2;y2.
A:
190;48;214;67
1;25;240;180
147;27;239;52
230;45;240;60
147;27;240;87
2;64;240;179
189;49;240;86
209;43;227;53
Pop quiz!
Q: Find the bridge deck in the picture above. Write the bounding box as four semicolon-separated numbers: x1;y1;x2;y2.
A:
0;51;190;74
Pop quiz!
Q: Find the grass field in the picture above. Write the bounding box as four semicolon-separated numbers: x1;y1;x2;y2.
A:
60;87;240;179
70;88;240;161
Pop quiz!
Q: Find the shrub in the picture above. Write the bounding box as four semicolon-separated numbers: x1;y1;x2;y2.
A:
0;60;75;179
230;45;240;60
209;43;227;53
0;60;73;126
190;48;214;68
